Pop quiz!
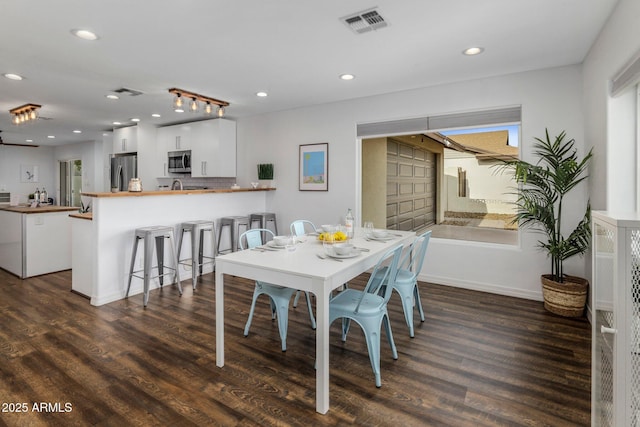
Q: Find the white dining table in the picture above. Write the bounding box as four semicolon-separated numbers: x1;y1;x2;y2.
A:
214;228;416;414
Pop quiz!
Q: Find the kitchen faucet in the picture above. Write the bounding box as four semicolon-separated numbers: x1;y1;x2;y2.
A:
171;179;183;190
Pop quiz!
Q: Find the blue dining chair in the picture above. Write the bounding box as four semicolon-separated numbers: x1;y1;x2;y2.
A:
375;230;431;337
289;219;318;236
289;220;320;317
240;228;316;351
329;243;403;387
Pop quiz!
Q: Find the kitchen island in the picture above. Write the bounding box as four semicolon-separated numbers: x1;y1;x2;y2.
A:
0;205;79;278
79;187;275;306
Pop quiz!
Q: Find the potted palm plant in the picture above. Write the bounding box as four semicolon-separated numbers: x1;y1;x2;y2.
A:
502;129;593;317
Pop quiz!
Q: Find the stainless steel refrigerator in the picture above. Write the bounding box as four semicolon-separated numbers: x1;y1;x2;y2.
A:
110;153;137;192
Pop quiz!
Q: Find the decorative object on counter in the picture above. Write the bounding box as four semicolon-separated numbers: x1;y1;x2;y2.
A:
9;103;41;125
250;182;259;189
79;200;91;213
299;142;328;191
128;178;143;192
231;184;240;190
168;87;229;117
20;165;39;182
257;163;274;188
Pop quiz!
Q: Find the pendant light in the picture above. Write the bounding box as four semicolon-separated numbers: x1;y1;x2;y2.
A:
189;97;199;113
168;88;229;118
217;105;225;118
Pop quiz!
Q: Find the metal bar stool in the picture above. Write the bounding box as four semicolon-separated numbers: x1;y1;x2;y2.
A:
177;220;217;290
217;216;250;254
126;225;182;307
249;212;278;243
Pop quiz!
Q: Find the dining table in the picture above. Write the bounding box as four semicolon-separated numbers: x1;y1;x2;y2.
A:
214;227;416;414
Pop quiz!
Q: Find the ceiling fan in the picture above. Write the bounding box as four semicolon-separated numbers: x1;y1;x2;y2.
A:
0;130;39;147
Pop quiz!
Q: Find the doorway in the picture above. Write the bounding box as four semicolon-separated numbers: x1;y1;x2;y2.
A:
59;159;82;207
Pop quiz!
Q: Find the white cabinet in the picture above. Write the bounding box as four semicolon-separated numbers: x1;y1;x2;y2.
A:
156;123;198;177
113;125;138;153
191;118;236;177
592;211;640;426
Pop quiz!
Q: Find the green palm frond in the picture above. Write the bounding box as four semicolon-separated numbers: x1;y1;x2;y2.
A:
500;129;592;283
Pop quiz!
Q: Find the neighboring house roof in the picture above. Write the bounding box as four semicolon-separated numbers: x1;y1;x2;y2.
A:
446;130;519;160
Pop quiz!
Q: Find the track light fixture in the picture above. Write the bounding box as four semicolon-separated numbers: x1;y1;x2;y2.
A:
168;88;229;118
10;103;41;125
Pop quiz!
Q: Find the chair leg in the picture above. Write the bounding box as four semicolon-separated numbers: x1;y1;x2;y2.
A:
143;236;155;307
414;284;425;322
304;292;316;330
191;229;199;290
360;319;383;388
244;288;262;337
126;237;139;297
169;232;183;296
396;285;417;338
155;235;165;287
271;295;290;352
293;290;300;307
341;318;351;342
382;313;398;359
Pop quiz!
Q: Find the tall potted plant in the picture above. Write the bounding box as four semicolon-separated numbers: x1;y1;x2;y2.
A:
502;129;593;317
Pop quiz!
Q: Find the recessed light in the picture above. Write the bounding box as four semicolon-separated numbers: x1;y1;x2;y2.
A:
73;130;82;134
112;121;121;125
151;113;161;118
339;74;355;81
71;29;99;41
174;109;184;113
3;73;23;81
463;47;484;56
256;91;268;97
47;135;55;139
106;94;119;100
131;118;140;122
25;139;33;143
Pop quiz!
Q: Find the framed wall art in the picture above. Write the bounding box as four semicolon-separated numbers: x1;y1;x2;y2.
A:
20;165;39;183
299;143;328;191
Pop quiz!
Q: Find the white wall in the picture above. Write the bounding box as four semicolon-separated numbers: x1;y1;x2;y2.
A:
583;0;640;211
236;65;586;300
0;145;55;204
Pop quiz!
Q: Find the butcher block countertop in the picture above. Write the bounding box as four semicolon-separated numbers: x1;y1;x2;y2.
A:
81;187;275;198
69;212;93;220
0;205;79;214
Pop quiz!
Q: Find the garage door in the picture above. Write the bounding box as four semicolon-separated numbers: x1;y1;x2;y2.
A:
386;139;436;231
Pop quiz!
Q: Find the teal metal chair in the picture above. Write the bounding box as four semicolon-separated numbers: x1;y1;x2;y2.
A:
240;228;316;351
329;243;403;387
289;219;318;236
289;220;320;316
375;230;432;337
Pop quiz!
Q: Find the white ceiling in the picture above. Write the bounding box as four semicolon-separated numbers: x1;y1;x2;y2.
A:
0;0;618;146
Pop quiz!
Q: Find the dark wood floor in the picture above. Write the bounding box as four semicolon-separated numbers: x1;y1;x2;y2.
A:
0;268;591;426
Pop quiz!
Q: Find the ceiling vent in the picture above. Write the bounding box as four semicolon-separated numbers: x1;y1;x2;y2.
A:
341;8;388;34
113;87;144;96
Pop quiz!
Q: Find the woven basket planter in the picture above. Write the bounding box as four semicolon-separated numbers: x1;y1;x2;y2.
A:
541;274;589;317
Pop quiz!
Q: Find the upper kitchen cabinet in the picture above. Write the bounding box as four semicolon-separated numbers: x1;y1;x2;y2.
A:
112;125;138;154
159;123;194;152
191;118;236;177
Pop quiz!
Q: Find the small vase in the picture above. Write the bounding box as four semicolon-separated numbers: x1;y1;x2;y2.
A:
259;180;272;188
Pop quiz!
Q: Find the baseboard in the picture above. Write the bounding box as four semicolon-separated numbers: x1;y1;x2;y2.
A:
419;272;543;301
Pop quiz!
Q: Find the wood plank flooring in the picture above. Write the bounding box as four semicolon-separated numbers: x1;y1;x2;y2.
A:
0;268;591;426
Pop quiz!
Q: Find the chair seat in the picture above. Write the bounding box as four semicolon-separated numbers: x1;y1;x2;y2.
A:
330;289;386;316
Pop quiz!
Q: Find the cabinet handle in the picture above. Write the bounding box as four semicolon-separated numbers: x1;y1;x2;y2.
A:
201;161;207;175
176;136;181;149
122;138;126;152
601;326;617;335
164;162;167;176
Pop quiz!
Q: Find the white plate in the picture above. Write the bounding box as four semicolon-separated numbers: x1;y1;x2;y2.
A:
325;250;361;259
367;235;394;241
267;241;288;249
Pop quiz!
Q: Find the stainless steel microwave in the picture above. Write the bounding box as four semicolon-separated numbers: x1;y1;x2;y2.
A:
168;150;191;173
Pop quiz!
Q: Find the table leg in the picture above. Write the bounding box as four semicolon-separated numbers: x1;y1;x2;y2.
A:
315;281;330;414
216;268;225;367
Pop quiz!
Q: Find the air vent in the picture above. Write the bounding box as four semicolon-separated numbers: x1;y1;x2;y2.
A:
113;87;144;96
341;8;388;34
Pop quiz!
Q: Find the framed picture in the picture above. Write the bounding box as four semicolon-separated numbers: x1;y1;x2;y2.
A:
299;143;328;191
20;165;39;183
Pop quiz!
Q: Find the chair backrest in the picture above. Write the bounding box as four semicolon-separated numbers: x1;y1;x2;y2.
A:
290;220;317;236
400;230;432;277
355;244;403;313
239;228;275;250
